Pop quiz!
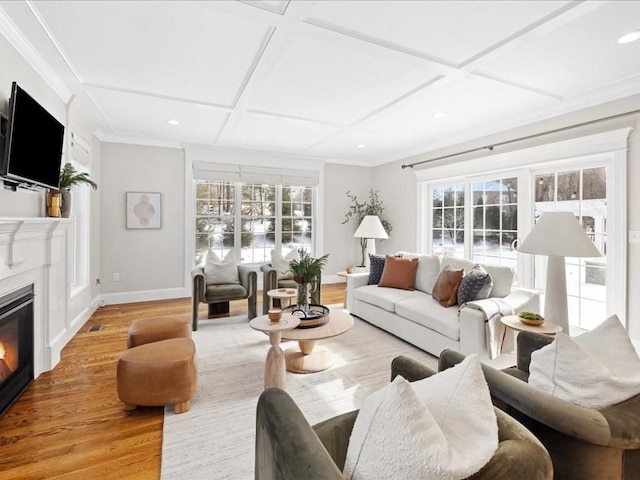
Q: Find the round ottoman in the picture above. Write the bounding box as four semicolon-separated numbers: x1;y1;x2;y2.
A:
117;337;197;414
127;317;191;348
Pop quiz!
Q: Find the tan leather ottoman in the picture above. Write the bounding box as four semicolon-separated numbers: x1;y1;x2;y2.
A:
127;317;191;348
117;338;197;414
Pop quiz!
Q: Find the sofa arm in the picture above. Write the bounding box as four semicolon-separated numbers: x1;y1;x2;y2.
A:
502;287;541;314
238;265;256;296
516;331;554;373
345;273;369;311
191;267;206;302
260;264;277;314
256;388;344;480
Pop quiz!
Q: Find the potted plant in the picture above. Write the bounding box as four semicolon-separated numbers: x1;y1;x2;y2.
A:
53;162;98;218
289;248;329;311
342;189;392;267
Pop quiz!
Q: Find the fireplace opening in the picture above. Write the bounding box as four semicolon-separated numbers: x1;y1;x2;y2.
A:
0;285;34;416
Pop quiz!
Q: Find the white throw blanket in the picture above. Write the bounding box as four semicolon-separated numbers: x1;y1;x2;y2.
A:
463;298;515;359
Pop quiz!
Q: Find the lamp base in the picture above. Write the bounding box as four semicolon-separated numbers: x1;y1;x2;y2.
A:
544;255;569;333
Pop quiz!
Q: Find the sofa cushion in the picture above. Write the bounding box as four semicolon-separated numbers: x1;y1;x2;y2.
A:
414;255;441;295
378;256;419;290
443;256;514;298
457;264;493;305
395;296;461;341
368;254;385;285
353;285;422;313
432;265;464;307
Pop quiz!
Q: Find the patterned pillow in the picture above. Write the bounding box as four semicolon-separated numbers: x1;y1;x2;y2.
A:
457;264;493;305
368;254;386;285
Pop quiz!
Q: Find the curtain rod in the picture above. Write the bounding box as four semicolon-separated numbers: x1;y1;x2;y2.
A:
401;108;640;169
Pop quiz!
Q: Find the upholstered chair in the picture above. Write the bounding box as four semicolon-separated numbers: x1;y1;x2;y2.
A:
437;335;640;480
259;264;321;314
255;358;553;480
191;265;257;330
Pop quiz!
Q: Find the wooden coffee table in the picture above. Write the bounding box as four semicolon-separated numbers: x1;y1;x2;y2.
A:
282;309;354;373
250;314;300;390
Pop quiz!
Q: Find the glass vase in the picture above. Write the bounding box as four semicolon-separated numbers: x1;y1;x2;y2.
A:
296;283;310;313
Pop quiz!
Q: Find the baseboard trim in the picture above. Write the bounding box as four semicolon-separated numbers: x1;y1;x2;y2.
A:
101;287;188;305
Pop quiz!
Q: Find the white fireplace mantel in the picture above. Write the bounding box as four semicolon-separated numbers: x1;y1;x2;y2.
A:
0;217;71;377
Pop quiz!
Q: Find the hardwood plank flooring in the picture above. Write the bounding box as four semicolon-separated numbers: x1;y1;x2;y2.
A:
0;284;346;479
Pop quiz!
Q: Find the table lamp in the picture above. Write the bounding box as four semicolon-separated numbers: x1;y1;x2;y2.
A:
518;211;601;333
353;215;388;267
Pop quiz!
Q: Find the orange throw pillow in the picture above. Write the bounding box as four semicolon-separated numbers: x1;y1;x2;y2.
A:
378;256;419;290
432;265;464;307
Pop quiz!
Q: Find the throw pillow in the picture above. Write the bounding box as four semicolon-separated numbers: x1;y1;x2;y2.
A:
368;254;385;285
204;249;239;285
271;249;299;280
378;256;419;290
457;264;493;305
343;355;498;480
529;315;640;409
432;265;464;307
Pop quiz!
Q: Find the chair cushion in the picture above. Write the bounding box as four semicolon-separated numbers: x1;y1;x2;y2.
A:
205;283;247;301
272;249;299;280
395;296;460;341
343;355;498;480
204;248;239;284
529;315;640;409
378;256;419;290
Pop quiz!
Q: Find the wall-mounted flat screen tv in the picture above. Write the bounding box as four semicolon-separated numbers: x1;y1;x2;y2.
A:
1;82;64;190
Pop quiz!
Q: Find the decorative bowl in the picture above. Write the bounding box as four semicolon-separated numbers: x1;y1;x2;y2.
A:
518;312;545;326
346;266;355;274
268;308;283;322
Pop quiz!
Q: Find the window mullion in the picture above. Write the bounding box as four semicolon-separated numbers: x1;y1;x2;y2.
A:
235;181;242;263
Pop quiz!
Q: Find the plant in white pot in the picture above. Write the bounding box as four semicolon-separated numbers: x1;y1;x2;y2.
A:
54;162;97;218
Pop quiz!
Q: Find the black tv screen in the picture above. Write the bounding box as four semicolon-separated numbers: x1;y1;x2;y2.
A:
1;82;64;190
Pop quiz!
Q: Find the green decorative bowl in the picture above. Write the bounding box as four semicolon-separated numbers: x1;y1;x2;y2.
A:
518;312;545;326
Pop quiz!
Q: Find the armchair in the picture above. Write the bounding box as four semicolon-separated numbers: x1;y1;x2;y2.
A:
191;265;257;330
259;264;321;314
255;358;553;480
438;335;640;480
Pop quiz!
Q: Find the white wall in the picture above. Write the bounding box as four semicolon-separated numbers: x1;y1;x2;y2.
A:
373;94;640;338
100;143;186;303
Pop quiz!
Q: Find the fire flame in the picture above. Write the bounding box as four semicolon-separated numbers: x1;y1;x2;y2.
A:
0;342;5;359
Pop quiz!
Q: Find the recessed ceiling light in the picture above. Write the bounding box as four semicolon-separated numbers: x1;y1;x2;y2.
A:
357;144;365;149
618;30;640;44
167;119;180;125
433;112;445;119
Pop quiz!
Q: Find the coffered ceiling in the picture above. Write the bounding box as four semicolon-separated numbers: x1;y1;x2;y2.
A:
1;1;639;166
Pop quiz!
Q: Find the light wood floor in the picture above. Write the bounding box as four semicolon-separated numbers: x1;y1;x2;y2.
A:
0;284;346;480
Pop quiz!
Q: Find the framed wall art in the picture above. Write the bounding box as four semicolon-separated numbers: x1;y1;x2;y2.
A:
126;192;162;229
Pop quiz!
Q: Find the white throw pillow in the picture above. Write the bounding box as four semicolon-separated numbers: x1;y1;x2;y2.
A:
529;315;640;409
203;249;239;285
343;355;498;480
271;249;299;280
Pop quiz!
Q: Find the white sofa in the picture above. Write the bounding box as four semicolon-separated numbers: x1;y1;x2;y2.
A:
345;255;540;360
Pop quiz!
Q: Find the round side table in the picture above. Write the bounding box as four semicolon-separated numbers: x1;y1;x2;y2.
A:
266;288;298;309
501;315;563;335
250;314;300;390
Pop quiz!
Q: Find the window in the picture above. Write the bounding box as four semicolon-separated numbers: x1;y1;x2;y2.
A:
472;177;518;269
416;128;629;331
431;185;464;257
533;167;607;330
195;180;316;265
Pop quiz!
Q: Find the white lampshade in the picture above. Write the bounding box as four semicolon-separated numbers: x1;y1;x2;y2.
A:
353;215;389;239
518;211;601;258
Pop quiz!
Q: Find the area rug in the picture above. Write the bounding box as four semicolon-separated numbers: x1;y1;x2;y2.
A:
160;309;437;479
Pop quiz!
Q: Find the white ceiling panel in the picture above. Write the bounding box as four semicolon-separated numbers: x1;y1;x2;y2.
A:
248;34;440;125
306;127;431;162
360;74;556;140
31;1;272;106
87;88;229;145
2;1;640;166
479;1;640;97
221;112;341;153
308;0;571;65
